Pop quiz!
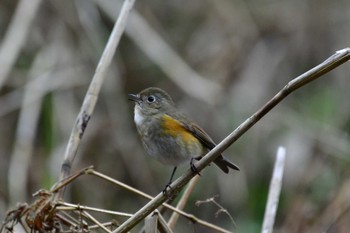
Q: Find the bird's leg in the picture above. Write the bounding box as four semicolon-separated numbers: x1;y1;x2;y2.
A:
190;157;202;176
163;166;177;195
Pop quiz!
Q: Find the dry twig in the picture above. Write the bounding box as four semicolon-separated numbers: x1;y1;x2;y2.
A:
89;170;231;233
167;175;200;229
55;0;136;200
195;195;235;227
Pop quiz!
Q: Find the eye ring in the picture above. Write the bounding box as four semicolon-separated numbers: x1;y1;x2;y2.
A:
147;95;156;103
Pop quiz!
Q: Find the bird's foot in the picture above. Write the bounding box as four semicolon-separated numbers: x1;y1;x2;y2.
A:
190;158;201;176
162;182;172;196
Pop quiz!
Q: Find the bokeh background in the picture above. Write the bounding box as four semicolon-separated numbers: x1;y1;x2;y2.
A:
0;0;349;232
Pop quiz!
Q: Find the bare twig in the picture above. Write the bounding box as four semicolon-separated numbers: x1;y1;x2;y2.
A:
113;48;350;233
144;212;158;233
0;0;42;89
167;175;200;229
51;166;93;193
195;195;236;227
155;211;174;233
89;170;230;233
144;210;174;233
158;214;174;233
88;222;118;230
55;0;136;200
261;147;286;233
82;210;112;233
56;202;132;217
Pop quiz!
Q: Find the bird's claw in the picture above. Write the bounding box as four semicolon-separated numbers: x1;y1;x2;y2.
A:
190;158;201;176
162;183;172;196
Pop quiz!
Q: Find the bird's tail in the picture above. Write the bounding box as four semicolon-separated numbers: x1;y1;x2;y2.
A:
214;155;240;173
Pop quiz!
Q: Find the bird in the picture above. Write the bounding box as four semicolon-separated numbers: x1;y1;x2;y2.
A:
128;87;239;191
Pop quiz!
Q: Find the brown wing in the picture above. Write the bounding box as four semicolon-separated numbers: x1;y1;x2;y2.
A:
181;121;240;173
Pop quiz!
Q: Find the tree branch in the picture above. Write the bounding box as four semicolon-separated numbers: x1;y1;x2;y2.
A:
54;0;136;200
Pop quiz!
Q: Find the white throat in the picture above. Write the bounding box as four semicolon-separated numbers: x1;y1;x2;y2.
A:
134;106;144;127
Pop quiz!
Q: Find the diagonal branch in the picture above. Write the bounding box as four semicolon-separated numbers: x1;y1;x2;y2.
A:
54;0;136;200
113;48;350;233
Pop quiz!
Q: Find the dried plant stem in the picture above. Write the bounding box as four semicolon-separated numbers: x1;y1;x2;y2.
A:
261;147;286;233
51;166;93;193
157;212;174;233
82;210;112;233
113;48;350;233
54;0;135;200
167;175;200;229
195;196;236;227
89;170;230;233
145;211;174;233
56;202;132;217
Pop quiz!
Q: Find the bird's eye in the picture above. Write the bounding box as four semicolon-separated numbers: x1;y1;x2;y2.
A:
147;95;156;103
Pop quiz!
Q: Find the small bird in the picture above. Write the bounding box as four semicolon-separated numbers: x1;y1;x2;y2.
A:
128;87;239;190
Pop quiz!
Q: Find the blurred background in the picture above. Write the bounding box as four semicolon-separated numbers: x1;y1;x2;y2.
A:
0;0;349;232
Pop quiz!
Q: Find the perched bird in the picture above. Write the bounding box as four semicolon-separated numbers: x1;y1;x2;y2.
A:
128;87;239;190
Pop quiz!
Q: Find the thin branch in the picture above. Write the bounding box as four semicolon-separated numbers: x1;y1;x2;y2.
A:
167;175;200;229
56;202;133;217
195;195;236;227
144;210;174;233
82;210;112;233
89;170;155;201
56;211;80;227
113;48;350;233
88;222;118;230
89;169;231;233
51;166;93;193
156;211;174;233
54;0;136;200
144;212;158;233
261;146;286;233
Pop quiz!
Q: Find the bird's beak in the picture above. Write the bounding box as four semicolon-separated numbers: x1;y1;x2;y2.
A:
128;93;141;102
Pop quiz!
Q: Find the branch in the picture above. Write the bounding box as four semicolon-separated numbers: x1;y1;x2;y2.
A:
167;175;200;229
113;48;350;233
54;0;136;200
89;170;231;233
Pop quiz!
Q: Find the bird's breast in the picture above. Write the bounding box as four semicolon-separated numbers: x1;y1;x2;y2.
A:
134;106;144;127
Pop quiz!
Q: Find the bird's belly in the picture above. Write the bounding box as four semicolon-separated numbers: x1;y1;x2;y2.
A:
142;132;203;166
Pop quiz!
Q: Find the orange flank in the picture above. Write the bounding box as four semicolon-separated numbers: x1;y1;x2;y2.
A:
161;115;198;144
